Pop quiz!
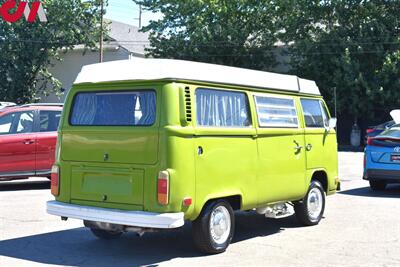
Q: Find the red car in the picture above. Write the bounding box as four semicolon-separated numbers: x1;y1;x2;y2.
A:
0;104;63;181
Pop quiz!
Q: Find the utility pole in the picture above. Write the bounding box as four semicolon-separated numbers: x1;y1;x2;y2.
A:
334;87;337;118
135;4;142;29
139;5;142;29
99;0;104;63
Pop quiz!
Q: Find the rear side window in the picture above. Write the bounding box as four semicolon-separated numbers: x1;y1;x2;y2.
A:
0;113;16;134
40;110;62;132
70;91;156;126
16;112;34;133
0;111;34;134
301;99;329;128
196;88;251;127
254;95;298;128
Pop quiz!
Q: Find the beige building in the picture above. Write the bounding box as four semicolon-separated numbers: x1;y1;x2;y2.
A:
42;20;149;103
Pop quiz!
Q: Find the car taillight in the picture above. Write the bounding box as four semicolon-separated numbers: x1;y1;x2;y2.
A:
157;171;169;205
51;165;59;196
366;129;374;134
367;137;374;146
369;138;400;147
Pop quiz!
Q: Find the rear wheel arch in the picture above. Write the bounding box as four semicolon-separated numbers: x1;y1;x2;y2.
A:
195;195;242;220
310;170;328;193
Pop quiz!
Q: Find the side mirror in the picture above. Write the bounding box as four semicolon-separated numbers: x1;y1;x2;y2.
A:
326;118;337;131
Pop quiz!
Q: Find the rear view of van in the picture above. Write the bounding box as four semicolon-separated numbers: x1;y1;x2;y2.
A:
47;59;339;253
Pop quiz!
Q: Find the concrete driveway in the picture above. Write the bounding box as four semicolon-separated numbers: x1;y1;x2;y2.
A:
1;152;399;266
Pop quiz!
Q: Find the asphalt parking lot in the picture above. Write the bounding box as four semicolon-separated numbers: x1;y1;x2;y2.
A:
1;152;400;267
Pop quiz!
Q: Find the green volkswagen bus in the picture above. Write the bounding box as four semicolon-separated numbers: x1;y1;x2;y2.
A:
47;59;339;253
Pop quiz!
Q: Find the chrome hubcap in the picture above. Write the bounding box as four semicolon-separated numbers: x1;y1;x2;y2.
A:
307;188;323;220
209;206;231;245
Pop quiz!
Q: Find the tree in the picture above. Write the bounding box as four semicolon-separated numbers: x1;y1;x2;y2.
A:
136;0;400;134
0;0;106;103
134;0;279;71
278;0;400;124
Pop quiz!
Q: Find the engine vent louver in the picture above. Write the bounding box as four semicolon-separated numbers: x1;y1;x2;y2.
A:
184;87;192;122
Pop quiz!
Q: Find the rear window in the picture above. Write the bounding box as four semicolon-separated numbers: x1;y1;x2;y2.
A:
379;128;400;138
70;91;156;126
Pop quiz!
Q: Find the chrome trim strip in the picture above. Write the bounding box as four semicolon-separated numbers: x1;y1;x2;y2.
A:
0;171;35;178
0;169;51;178
36;170;51;176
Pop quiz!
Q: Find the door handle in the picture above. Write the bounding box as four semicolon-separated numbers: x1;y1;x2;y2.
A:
306;144;313;151
293;140;303;153
23;140;35;145
294;145;303;151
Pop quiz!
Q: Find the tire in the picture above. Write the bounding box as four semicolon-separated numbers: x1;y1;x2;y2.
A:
192;200;235;254
294;180;326;226
90;228;123;240
369;180;386;191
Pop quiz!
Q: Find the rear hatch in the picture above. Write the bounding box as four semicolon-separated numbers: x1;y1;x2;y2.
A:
369;128;400;164
62;89;158;206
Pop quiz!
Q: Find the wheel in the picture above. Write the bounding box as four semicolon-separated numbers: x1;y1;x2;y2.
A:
294;180;325;226
369;180;386;191
192;200;235;254
90;228;123;240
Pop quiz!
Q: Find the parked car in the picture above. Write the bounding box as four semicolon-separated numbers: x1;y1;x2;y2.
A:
0;102;16;110
365;110;400;145
47;59;339;254
365;120;395;144
0;104;63;181
364;121;400;190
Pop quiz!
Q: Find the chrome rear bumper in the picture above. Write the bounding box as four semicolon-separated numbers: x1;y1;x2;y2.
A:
46;200;184;229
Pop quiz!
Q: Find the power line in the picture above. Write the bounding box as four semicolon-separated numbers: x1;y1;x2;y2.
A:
4;37;400;47
3;36;400;57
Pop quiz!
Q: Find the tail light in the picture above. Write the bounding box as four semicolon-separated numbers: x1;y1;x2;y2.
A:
51;165;60;196
157;171;169;205
366;129;374;134
367;137;374;146
368;137;400;147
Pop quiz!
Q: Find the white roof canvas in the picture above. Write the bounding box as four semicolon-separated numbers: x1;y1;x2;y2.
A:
74;59;321;96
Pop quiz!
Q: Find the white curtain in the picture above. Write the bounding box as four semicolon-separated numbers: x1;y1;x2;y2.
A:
196;89;250;127
138;92;156;125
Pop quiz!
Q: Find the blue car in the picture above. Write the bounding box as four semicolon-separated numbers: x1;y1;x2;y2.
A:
364;125;400;190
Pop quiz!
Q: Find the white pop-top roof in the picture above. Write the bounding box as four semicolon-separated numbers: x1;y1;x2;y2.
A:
75;59;321;95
